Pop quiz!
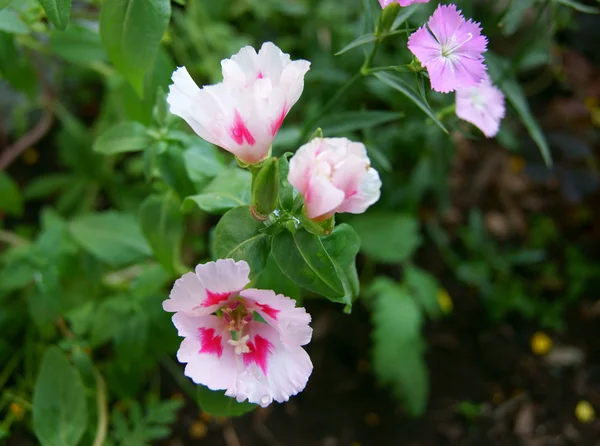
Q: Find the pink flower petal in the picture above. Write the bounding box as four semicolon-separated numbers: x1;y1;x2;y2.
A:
456;74;505;137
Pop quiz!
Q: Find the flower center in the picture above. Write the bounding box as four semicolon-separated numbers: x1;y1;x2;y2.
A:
440;33;473;58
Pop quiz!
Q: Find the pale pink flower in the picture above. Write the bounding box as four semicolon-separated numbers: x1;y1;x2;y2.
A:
163;259;313;407
379;0;429;7
407;4;488;93
167;42;310;164
456;74;506;138
288;137;381;221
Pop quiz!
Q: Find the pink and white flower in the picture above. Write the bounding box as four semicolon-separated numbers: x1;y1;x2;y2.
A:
288;137;381;221
456;74;506;138
407;4;488;93
379;0;429;7
163;259;313;407
167;42;310;164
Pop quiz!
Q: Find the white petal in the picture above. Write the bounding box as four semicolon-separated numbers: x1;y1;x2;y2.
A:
233;324;313;407
195;259;251;295
240;289;312;346
167;67;206;137
162;272;206;314
337;167;382;214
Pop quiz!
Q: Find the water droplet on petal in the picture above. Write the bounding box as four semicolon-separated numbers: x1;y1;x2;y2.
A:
260;395;271;406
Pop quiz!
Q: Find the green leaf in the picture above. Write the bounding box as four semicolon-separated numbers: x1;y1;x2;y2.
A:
197;386;256;417
349;212;421;264
99;0;171;96
256;254;302;301
335;33;376;55
0;0;12;10
487;53;552;166
370;278;428;416
390;3;420;30
272;229;346;302
182;167;251;214
404;266;440;319
319;110;404;136
555;0;599;13
0;172;23;216
69;211;152;267
157;145;197;198
0;9;28;34
33;347;88;446
373;72;448;134
321;224;361;305
214;206;270;279
182;139;226;183
499;0;536;36
23;174;74;200
38;0;71;30
139;192;183;274
49;25;107;65
93;121;150;154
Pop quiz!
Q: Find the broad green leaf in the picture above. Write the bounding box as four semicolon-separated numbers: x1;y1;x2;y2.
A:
373;72;448;134
100;0;171;96
33;347;88;446
0;9;28;34
139;193;183;274
272;229;346;302
487;53;552;166
555;0;599;13
157;145;197;198
182;167;251;214
93;121;150;154
49;25;107;65
39;0;71;30
404;266;440;319
0;0;12;10
370;278;428;416
335;33;376;55
321;224;361;305
0;172;23;216
319;110;404;136
256;254;302;301
214;206;269;279
349;212;421;264
197;386;256;417
69;211;152;267
0;31;36;95
183;140;226;183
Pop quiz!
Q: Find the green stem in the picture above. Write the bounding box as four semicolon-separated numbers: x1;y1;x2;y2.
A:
436;104;456;120
91;369;108;446
0;230;29;247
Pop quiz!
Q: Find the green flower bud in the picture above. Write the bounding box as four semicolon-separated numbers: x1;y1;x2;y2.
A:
250;156;279;221
376;2;401;37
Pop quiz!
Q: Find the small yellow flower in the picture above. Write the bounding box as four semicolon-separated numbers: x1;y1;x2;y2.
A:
22;147;39;165
189;421;208;439
575;400;595;423
531;331;552;356
509;156;526;173
437;289;454;314
9;402;24;420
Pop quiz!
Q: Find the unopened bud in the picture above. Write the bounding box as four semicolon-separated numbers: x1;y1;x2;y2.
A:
377;2;401;36
251;156;279;220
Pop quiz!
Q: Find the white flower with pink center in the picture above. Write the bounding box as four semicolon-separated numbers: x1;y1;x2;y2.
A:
167;42;310;164
163;259;313;407
288;137;382;221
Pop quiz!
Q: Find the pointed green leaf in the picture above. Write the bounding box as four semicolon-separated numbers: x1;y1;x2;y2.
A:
0;9;28;34
0;0;12;11
321;224;361;305
100;0;171;96
555;0;599;14
335;33;376;55
38;0;71;30
373;72;448;133
33;347;88;446
93;121;150;154
319;110;404;136
182;167;251;214
0;172;23;216
487;53;552;166
272;229;346;302
139;192;183;274
214;206;270;279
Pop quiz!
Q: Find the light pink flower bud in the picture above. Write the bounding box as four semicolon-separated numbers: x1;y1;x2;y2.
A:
288;137;382;221
163;259;313;407
167;42;310;164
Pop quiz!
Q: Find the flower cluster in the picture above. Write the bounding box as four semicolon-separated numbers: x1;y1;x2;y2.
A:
165;42;383;406
405;3;505;137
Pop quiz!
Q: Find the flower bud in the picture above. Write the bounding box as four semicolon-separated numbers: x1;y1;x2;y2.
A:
377;2;401;36
251;157;279;221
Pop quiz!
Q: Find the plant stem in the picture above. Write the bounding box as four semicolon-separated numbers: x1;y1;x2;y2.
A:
91;369;108;446
0;230;29;247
